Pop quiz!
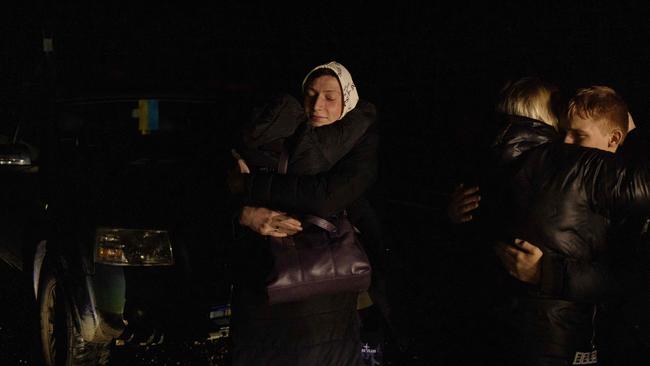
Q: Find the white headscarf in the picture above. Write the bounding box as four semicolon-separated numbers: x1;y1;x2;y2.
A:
301;61;359;120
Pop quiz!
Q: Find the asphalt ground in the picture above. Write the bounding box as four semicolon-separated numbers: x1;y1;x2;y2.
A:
0;259;231;366
0;259;32;365
0;258;402;365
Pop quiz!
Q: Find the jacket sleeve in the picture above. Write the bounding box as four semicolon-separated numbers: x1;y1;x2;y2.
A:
570;147;650;218
308;100;377;165
241;93;305;149
243;126;379;217
539;250;643;303
539;142;650;301
619;127;650;165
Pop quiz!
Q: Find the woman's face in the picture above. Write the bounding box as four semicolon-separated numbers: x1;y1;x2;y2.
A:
303;75;343;127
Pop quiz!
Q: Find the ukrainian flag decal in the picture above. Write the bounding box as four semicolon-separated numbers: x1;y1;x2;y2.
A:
138;99;159;135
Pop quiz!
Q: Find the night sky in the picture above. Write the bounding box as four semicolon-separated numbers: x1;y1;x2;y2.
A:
4;1;650;203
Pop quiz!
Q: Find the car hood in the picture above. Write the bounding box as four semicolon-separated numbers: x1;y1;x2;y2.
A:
86;155;233;289
93;157;204;229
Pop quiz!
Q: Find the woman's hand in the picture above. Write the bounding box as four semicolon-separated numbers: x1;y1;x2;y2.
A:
239;206;303;237
494;238;543;284
447;183;480;224
231;149;250;174
237;159;250;174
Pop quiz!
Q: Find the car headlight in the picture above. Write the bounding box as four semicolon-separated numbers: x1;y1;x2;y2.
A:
95;228;174;266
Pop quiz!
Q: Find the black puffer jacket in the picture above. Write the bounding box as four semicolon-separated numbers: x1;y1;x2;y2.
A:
239;93;376;176
490;115;650;359
596;127;650;363
230;95;379;366
243;124;378;218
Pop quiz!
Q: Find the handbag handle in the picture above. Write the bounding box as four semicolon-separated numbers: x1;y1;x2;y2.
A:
303;215;337;233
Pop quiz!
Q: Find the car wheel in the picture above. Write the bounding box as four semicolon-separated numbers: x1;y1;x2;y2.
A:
38;257;111;366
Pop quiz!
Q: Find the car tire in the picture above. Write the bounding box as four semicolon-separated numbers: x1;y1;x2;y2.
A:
38;256;111;366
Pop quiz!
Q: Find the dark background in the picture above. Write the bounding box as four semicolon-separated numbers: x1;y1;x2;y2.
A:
3;1;650;364
5;1;650;201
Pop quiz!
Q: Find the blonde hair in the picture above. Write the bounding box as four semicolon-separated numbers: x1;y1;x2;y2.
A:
496;77;559;129
567;86;628;136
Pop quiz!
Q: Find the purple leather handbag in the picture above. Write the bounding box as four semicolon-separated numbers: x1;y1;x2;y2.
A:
265;148;372;304
266;213;372;304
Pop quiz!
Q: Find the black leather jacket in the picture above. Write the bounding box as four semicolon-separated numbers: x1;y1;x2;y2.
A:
490;115;650;359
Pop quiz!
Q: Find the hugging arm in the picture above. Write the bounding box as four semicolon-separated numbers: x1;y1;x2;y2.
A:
538;250;643;302
243;128;379;218
310;100;377;164
530;148;650;301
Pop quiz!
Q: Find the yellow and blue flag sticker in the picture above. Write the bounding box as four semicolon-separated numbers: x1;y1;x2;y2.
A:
137;99;159;135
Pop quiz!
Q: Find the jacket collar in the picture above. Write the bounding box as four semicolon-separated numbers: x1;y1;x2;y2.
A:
492;114;559;165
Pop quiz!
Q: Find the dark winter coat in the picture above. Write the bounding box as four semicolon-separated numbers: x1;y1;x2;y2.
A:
490;115;650;360
230;94;378;366
595;127;650;363
238;93;376;176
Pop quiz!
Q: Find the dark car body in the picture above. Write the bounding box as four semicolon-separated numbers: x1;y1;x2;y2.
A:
0;93;257;364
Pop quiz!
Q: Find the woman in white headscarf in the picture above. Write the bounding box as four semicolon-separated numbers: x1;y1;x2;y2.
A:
228;61;380;366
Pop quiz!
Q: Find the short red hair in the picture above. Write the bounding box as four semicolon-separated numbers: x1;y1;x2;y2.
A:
567;86;628;136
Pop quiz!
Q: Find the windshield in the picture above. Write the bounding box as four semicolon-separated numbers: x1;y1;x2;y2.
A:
56;98;240;164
